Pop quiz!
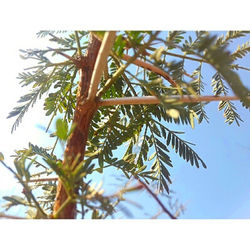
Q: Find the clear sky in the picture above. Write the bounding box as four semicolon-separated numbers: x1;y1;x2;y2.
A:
0;30;249;220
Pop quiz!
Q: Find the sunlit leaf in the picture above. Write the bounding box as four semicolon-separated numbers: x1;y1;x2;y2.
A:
56;118;68;141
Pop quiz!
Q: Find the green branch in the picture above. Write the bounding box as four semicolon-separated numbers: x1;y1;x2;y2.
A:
74;31;82;56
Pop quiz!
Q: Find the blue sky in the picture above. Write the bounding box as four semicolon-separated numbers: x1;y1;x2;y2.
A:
0;31;249;219
167;100;250;219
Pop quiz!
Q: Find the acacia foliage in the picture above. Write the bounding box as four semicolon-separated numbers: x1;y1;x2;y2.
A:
1;31;250;219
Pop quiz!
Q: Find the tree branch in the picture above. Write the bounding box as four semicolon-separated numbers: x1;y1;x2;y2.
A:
121;54;177;87
52;34;102;219
98;95;245;107
146;47;207;63
88;31;117;101
134;176;177;219
24;61;71;70
0;213;25;219
27;177;58;183
47;47;79;65
74;31;82;56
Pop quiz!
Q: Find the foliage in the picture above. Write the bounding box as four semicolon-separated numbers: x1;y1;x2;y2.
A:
212;72;243;125
2;31;250;219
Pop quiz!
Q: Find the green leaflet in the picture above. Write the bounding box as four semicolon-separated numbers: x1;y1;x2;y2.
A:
231;41;250;60
55;118;68;141
212;72;243;126
7;88;44;133
216;31;250;47
154;120;206;169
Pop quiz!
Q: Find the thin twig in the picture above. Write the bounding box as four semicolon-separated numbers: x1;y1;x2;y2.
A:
0;213;25;219
98;95;245;107
136;43;250;75
103;60;109;81
134;176;177;219
123;40;205;64
88;31;117;101
27;177;58;183
108;184;144;198
47;47;79;67
122;54;177;87
51;137;59;156
146;47;207;63
74;31;82;56
151;209;163;219
232;65;250;71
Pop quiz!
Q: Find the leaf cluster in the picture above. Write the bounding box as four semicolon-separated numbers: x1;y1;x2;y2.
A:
212;72;243;125
7;31;90;133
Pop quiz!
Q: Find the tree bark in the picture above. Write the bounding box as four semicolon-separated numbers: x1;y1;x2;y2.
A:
53;34;101;219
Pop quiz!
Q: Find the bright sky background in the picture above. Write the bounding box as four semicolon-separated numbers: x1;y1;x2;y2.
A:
0;1;250;249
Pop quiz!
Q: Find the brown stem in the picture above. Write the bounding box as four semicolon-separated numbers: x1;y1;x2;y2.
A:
0;213;25;219
121;54;177;87
123;41;200;83
47;47;77;63
134;176;177;219
52;34;101;219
